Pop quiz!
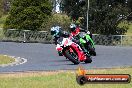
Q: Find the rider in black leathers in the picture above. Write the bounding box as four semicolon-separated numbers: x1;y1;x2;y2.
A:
50;26;69;56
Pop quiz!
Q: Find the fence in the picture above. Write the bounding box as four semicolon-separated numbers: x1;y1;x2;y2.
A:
0;29;132;46
0;29;52;43
92;34;132;46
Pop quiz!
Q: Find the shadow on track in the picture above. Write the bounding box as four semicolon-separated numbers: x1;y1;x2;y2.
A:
52;59;69;62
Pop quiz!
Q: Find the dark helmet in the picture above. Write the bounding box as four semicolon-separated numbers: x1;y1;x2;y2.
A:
69;23;76;32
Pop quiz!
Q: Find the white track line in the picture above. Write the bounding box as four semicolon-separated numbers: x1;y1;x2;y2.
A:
0;55;27;67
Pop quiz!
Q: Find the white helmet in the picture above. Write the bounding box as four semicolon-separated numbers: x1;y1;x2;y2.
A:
50;26;61;37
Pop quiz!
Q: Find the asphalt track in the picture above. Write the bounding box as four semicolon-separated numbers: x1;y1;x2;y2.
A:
0;42;132;72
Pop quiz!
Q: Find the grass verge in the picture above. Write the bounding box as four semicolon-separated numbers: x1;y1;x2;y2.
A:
0;55;15;65
0;67;131;88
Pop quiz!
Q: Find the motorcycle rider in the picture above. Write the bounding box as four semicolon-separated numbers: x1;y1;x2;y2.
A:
69;23;92;39
50;26;69;56
69;23;93;53
50;25;89;62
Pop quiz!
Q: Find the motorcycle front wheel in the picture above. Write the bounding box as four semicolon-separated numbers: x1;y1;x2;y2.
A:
87;44;96;56
64;48;80;65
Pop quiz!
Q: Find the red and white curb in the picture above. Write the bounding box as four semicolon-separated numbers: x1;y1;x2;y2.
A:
0;55;27;67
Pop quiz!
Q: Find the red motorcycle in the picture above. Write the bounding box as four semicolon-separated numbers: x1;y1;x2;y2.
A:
56;37;92;64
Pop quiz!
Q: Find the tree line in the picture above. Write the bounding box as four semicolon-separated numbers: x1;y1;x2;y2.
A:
1;0;132;35
61;0;132;35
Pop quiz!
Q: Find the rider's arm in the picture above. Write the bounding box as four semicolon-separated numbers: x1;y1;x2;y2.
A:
53;37;58;45
70;36;80;44
62;31;70;38
80;27;93;39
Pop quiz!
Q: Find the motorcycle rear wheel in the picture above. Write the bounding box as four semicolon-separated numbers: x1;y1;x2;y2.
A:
84;55;92;63
87;44;96;56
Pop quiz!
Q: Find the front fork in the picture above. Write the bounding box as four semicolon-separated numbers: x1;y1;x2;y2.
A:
56;44;63;56
86;35;95;48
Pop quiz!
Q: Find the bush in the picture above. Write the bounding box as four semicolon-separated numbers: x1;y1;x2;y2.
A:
40;13;71;32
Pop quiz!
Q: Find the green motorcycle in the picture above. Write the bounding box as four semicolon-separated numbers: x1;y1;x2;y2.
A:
76;32;96;56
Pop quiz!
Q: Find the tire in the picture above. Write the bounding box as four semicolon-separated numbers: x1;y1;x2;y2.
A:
91;51;96;56
88;45;96;56
89;49;96;56
64;49;80;65
84;55;92;63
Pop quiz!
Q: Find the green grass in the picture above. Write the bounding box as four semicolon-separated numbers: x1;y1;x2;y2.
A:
0;67;131;88
0;55;15;64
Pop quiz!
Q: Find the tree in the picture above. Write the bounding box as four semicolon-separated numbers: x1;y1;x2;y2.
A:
3;0;11;14
62;0;130;35
61;0;86;21
4;0;52;31
40;13;71;32
127;0;132;21
0;0;4;17
127;0;132;10
0;0;13;17
87;0;130;35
